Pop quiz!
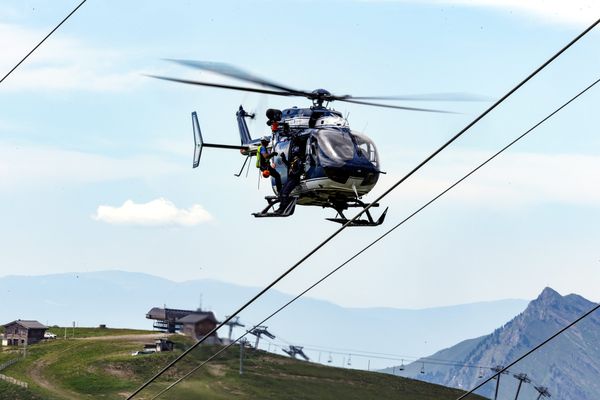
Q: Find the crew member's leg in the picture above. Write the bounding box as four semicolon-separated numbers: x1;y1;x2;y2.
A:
268;166;282;193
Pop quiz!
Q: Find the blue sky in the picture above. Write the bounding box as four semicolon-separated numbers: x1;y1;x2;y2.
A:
0;0;599;309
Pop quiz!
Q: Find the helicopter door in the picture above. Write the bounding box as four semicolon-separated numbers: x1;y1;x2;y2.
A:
306;136;318;168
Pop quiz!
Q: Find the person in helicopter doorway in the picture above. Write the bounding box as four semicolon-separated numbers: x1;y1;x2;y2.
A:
277;145;304;214
257;136;282;193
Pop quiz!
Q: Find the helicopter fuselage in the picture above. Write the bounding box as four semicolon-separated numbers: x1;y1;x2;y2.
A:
263;106;381;210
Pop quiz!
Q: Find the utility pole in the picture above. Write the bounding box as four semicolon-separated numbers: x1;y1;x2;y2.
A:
239;338;246;375
224;316;245;342
282;345;310;361
492;365;507;400
248;326;275;350
534;386;551;400
512;373;531;400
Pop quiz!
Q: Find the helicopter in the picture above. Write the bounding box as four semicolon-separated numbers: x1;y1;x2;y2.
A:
151;60;465;226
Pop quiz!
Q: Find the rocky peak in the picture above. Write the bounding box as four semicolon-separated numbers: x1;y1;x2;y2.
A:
536;287;562;304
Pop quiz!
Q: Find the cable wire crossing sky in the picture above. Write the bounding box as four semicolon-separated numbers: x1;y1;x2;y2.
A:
0;0;599;310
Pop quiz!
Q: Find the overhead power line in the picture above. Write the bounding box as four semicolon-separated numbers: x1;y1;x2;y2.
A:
0;0;88;85
126;16;600;400
149;74;600;399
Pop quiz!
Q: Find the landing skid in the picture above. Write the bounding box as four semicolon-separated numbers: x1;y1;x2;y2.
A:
252;196;298;218
326;201;388;227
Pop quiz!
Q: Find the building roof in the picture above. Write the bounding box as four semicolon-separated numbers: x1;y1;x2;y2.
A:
3;320;48;330
145;307;196;321
176;311;217;324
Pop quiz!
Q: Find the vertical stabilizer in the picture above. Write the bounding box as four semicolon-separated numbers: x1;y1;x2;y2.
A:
192;112;203;168
236;105;254;145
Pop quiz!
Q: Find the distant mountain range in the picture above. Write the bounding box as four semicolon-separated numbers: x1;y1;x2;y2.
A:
0;270;528;370
393;287;600;400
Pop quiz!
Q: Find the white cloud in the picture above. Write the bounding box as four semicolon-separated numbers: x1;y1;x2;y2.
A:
93;198;213;226
0;22;144;92
378;150;600;208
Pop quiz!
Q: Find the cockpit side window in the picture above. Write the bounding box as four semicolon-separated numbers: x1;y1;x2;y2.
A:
352;132;379;167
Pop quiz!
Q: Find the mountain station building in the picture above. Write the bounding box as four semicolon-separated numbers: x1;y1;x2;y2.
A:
146;307;221;343
1;320;48;346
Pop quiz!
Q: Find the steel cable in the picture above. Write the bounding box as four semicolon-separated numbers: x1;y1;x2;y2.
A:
0;0;88;85
148;73;600;400
126;16;600;400
454;302;600;399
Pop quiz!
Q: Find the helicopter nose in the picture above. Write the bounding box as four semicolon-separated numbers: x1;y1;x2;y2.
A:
324;164;379;184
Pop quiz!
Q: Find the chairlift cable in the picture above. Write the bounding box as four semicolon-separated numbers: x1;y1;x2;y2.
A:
146;73;600;399
260;337;495;369
0;0;88;85
126;17;599;400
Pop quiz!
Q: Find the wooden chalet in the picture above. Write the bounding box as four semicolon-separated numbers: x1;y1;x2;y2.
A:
1;320;48;346
145;307;221;343
177;312;220;343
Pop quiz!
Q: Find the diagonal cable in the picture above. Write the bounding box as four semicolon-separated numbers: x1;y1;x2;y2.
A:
454;302;600;399
148;74;600;399
126;16;600;400
0;0;88;85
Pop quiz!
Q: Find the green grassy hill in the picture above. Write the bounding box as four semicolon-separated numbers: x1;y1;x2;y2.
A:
0;328;487;400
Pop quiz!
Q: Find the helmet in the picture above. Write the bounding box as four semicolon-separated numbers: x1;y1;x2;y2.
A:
260;136;270;144
262;169;270;178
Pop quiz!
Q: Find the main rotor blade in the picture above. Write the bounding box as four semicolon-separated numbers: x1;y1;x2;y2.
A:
147;75;298;97
339;98;457;113
343;92;491;102
166;59;310;97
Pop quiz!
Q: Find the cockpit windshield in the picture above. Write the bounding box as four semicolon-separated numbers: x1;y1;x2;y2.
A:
314;129;356;164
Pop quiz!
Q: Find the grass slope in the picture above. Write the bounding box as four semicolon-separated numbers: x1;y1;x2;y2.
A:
0;328;487;400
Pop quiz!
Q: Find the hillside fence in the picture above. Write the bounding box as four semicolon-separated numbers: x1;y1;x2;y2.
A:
0;373;28;389
0;358;19;372
0;358;28;388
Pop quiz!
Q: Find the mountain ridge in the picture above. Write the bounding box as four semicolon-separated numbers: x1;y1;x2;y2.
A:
396;287;600;399
0;270;529;371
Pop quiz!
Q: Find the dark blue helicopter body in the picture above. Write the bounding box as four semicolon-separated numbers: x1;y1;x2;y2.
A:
156;60;457;225
235;105;384;220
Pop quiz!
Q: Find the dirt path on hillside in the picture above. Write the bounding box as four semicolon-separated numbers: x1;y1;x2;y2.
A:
29;344;82;400
27;334;166;399
77;333;166;342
